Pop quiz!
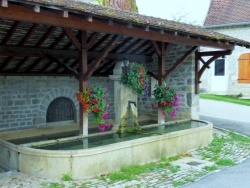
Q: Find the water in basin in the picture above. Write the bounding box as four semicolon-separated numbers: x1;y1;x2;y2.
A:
31;120;207;150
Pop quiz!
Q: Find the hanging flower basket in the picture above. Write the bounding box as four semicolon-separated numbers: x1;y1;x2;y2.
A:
152;84;181;118
120;62;150;96
77;86;111;131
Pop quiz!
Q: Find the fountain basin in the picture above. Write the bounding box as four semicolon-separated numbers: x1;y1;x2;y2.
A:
0;119;213;179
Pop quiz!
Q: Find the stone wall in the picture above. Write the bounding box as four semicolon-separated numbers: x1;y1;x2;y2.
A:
0;77;114;132
0;44;198;132
138;44;198;121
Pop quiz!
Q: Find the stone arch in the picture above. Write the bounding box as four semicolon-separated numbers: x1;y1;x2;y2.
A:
39;88;79;126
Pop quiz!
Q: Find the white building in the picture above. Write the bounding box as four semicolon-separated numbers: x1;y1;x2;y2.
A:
200;0;250;96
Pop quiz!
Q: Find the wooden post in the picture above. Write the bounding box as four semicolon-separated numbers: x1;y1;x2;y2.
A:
195;50;200;94
158;42;166;124
79;31;88;136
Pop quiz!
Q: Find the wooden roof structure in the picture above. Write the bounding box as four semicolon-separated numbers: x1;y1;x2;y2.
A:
1;0;250;134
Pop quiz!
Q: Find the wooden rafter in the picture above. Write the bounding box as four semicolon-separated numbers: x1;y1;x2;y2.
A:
163;46;198;79
84;35;121;80
0;56;12;71
120;38;141;53
35;26;55;47
24;57;43;72
89;34;111;51
111;37;133;53
19;24;38;46
64;28;81;50
130;40;149;54
49;31;66;49
47;55;79;79
1;21;20;45
86;32;100;49
14;57;29;72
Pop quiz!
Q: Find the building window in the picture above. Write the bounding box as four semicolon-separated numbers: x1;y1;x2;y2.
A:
238;53;250;83
214;59;225;76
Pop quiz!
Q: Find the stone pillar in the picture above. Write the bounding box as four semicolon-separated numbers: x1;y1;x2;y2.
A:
158;108;165;124
109;61;138;131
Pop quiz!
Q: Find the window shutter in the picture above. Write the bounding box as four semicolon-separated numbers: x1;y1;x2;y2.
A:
238;53;250;83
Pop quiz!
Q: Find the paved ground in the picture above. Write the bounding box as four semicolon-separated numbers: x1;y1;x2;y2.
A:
0;99;249;188
183;99;250;188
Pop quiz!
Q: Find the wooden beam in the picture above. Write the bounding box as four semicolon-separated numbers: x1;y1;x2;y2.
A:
0;56;12;71
39;60;53;72
19;24;38;46
0;45;78;59
89;34;111;51
195;50;199;94
85;32;100;49
199;57;210;69
49;31;66;48
197;50;232;57
79;30;88;136
163;46;198;79
84;35;121;80
158;42;165;85
47;55;79;79
24;57;43;72
147;71;158;80
111;37;133;53
120;38;141;53
151;41;161;56
14;57;29;72
0;45;152;62
36;26;56;47
0;3;235;49
130;40;149;54
1;21;20;45
64;28;81;51
197;50;232;79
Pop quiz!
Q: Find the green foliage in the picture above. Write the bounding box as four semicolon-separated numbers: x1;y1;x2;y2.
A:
216;159;235;166
204;165;218;171
172;181;184;187
120;63;149;96
200;94;250;106
169;165;180;173
41;182;65;188
61;173;73;181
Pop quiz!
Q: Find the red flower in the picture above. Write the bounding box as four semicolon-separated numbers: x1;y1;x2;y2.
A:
87;89;92;95
93;106;99;112
165;100;172;106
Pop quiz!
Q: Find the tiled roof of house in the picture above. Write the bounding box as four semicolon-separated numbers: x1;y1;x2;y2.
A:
204;0;250;26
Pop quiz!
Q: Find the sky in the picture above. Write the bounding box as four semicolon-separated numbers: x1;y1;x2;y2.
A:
136;0;211;26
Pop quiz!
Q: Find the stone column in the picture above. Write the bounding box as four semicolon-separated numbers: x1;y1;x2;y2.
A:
109;61;138;131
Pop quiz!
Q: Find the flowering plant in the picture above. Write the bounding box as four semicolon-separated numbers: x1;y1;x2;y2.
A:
77;86;111;132
120;63;149;96
152;84;181;118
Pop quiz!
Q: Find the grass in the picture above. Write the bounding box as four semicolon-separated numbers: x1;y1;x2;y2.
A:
40;131;250;188
200;94;250;106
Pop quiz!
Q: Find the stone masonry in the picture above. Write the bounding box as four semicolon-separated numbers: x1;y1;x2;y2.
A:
0;44;198;132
